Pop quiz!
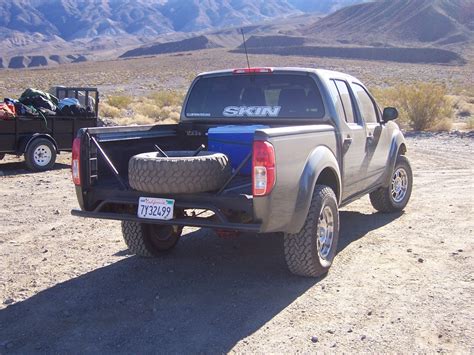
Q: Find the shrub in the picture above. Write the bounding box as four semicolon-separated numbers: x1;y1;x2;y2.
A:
107;95;133;109
100;102;121;118
466;117;474;130
373;82;453;131
149;90;184;107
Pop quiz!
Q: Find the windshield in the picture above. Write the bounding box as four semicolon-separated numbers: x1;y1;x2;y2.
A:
185;74;325;119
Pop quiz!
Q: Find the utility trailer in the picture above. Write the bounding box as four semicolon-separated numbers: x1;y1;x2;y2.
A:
0;87;98;171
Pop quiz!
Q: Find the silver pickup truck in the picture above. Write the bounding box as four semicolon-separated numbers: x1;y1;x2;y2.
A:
71;67;412;277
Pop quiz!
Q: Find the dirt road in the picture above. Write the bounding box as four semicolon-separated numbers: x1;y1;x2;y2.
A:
0;133;473;353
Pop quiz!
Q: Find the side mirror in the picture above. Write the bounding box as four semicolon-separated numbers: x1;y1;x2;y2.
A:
382;107;398;122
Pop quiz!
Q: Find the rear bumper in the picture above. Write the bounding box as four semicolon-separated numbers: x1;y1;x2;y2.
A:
71;209;261;232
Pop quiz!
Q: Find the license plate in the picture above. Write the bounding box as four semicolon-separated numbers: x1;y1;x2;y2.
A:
137;197;174;220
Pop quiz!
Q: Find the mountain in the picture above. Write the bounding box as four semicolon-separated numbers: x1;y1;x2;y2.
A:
0;0;366;41
300;0;474;47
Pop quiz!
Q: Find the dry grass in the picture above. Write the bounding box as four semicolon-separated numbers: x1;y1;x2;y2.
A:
373;82;454;131
106;95;133;109
101;90;184;125
466;117;474;130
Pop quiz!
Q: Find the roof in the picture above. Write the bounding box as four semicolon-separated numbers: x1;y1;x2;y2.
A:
197;67;360;84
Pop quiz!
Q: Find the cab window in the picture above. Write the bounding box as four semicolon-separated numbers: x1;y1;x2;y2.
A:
350;83;378;124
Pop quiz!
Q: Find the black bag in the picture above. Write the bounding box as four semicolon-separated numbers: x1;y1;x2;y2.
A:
14;103;38;117
20;96;56;112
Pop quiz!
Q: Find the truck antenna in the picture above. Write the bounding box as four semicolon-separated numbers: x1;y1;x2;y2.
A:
240;28;251;69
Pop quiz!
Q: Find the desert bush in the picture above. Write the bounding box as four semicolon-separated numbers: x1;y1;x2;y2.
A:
466;117;474;130
100;91;183;125
130;101;162;118
114;114;155;126
100;102;121;118
373;82;453;131
107;95;133;109
149;90;184;107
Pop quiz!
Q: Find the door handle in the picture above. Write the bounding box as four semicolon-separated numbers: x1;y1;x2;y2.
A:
366;132;374;144
344;136;353;144
343;136;353;151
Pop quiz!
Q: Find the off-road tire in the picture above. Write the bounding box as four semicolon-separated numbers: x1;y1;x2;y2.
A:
121;221;182;257
24;138;57;171
128;151;232;194
284;185;340;278
370;155;413;213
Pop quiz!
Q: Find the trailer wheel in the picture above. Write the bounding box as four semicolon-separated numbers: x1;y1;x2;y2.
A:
121;221;182;257
284;185;340;278
24;138;57;171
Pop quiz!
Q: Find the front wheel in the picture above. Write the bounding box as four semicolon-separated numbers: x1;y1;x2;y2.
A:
121;221;182;257
284;185;340;277
24;138;57;171
370;155;413;213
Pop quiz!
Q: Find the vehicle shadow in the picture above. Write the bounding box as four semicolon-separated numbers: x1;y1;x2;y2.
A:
0;210;401;353
338;210;403;253
0;162;69;177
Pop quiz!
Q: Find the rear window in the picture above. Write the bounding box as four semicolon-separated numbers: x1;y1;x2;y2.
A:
185;74;325;119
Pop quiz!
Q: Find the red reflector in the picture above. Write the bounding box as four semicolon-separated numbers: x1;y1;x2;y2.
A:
252;141;276;196
72;137;81;186
233;67;273;74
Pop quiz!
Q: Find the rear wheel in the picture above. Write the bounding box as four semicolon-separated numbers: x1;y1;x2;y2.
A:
370;155;413;213
284;185;340;277
24;138;57;171
121;221;182;257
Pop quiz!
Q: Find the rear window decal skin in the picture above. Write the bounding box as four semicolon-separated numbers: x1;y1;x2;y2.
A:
223;106;281;117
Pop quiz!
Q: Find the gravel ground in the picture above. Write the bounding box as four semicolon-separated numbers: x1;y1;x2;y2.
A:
0;133;473;353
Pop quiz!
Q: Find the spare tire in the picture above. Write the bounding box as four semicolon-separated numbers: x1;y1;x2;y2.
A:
129;151;232;194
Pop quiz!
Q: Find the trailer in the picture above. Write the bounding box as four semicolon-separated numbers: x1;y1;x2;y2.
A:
0;87;98;171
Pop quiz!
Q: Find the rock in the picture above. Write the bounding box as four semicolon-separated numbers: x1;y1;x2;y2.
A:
311;336;319;343
327;329;335;334
418;258;424;263
3;298;14;305
458;249;463;253
347;328;353;333
54;209;60;215
407;249;412;252
361;335;367;341
367;311;372;316
331;343;336;348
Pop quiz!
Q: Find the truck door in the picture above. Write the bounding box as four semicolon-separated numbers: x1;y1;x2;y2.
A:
349;83;391;189
330;79;368;199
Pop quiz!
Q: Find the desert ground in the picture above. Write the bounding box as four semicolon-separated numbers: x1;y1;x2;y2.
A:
0;131;472;353
1;48;474;98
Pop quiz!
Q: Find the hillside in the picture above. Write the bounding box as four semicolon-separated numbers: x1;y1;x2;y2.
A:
121;0;472;65
301;0;474;48
0;0;366;42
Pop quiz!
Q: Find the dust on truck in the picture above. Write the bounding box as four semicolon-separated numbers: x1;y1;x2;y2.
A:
71;67;412;277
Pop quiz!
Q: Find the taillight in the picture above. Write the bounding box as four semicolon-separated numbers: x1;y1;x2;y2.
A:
72;137;81;186
252;141;275;196
233;67;273;74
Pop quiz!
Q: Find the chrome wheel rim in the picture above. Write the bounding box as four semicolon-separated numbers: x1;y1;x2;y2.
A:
317;205;334;260
33;145;52;167
391;167;408;203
